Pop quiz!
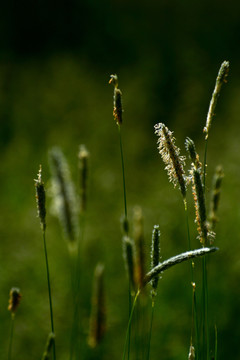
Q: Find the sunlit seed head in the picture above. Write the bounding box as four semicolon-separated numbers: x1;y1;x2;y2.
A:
154;123;187;199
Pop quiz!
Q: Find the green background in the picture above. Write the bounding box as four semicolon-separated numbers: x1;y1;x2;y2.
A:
1;1;240;359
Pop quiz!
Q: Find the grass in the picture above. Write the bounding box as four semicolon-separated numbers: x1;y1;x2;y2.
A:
1;60;232;360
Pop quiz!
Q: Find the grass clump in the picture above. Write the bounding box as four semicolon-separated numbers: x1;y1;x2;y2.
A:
4;62;230;360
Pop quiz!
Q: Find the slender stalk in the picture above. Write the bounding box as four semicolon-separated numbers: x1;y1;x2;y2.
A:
122;290;140;360
127;283;132;360
118;124;128;228
184;200;200;359
202;137;209;360
8;315;15;360
214;324;218;360
202;256;210;360
146;301;155;360
43;229;56;360
193;290;200;360
70;215;86;360
203;139;208;192
75;216;86;360
201;61;229;357
117;121;132;360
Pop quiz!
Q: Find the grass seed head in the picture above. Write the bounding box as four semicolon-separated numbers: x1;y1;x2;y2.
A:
133;206;145;289
34;165;46;231
151;225;161;297
185;137;201;169
203;61;230;139
122;236;136;292
88;263;106;348
154;123;187;199
49;147;79;251
8;287;22;315
109;74;123;125
190;166;215;245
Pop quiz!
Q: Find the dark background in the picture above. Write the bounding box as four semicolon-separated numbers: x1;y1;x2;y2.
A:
0;1;240;359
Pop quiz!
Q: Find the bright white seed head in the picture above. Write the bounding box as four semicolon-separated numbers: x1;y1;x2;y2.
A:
154;123;187;199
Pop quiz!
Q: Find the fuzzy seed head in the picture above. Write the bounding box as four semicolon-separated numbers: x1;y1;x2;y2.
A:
109;74;123;125
113;88;123;125
151;225;161;296
8;287;22;315
34;165;46;230
133;206;145;289
154;123;187;199
122;236;136;292
203;61;230;139
185;137;201;169
190;166;215;245
49;147;79;250
88;263;106;348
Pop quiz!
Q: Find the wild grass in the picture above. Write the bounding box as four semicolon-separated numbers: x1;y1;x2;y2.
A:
4;62;229;360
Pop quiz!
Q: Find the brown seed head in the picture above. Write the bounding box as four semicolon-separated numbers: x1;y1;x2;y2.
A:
8;287;22;315
109;74;123;125
133;206;145;289
34;165;46;230
88;264;106;348
190;166;215;245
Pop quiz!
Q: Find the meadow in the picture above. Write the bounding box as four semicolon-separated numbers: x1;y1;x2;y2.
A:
1;56;240;360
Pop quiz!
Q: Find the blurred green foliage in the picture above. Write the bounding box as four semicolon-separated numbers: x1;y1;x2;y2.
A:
1;1;240;359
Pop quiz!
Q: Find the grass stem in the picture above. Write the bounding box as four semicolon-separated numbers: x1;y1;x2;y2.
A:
146;301;155;360
215;324;218;360
202;137;209;360
122;290;140;360
118;124;128;230
8;315;15;360
43;229;56;360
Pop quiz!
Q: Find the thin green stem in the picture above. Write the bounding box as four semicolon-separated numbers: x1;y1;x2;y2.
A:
146;300;155;360
202;137;210;360
75;216;85;360
201;258;205;358
214;324;218;360
43;229;56;360
201;256;210;360
128;282;132;360
70;215;85;360
205;257;210;360
8;315;15;360
193;291;200;360
184;200;199;359
122;290;140;360
118;125;128;229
